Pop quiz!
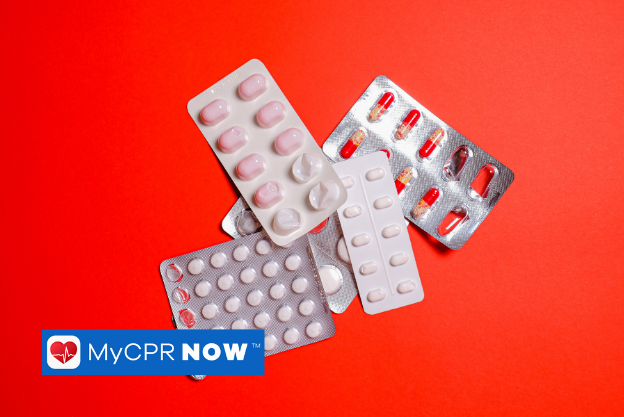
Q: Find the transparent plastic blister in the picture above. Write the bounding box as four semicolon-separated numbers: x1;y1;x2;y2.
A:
159;231;336;356
187;59;348;246
333;152;424;315
323;76;515;249
222;198;358;314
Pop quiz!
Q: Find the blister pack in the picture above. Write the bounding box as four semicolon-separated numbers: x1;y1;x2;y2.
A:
159;231;336;356
187;59;348;246
333;152;424;315
222;197;358;314
323;76;514;249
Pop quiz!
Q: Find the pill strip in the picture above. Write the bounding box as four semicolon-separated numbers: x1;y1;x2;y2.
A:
187;59;347;246
322;75;515;250
222;197;358;314
159;231;336;356
332;152;423;315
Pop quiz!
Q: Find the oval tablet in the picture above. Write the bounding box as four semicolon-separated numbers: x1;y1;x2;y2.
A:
382;224;401;238
255;239;272;255
201;303;218;319
336;238;350;263
194;280;211;297
283;328;300;345
254;181;284;209
262;260;279;277
291;277;308;294
343;205;362;218
265;334;277;351
200;99;230;126
254;312;270;329
187;258;205;275
306;322;322;338
247;289;263;306
217;274;234;290
256;101;286;128
236;153;266;181
218;126;248;154
269;283;286;300
272;208;301;235
240;267;256;284
210;252;227;268
274;128;304;156
238;74;268;101
298;299;315;316
397;280;417;294
367;288;386;302
366;167;385;181
374;196;393;210
231;319;248;329
224;296;241;313
285;254;301;271
232;245;249;262
351;233;371;247
341;176;355;189
359;262;378;275
318;265;342;295
277;305;293;322
390;252;409;266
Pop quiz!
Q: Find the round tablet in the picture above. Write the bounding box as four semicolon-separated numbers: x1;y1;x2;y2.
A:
210;252;227;268
255;239;272;255
336;237;351;263
201;303;218;319
262;260;279;277
299;299;316;316
194;280;211;297
283;328;300;345
166;263;183;282
265;334;277;351
212;326;224;330
269;283;286;300
240;267;256;284
187;258;205;275
224;296;241;313
291;277;309;294
232;245;250;262
318;265;343;295
247;289;263;306
254;312;270;329
284;254;302;271
217;274;234;290
231;319;248;329
277;305;293;322
306;322;323;338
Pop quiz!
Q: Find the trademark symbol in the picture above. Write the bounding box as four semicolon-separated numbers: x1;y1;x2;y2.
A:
252;343;261;348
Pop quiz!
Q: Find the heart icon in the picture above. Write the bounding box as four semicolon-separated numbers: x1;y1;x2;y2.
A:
50;341;78;364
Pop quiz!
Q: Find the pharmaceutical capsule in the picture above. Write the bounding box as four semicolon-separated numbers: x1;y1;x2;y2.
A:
394;167;414;194
395;109;421;140
340;128;367;159
469;164;499;199
343;205;362;218
381;224;401;238
359;262;378;275
256;101;286;128
351;233;371;247
236;153;266;181
373;196;393;210
397;280;416;294
367;288;386;303
254;181;284;209
218;126;248;154
368;91;395;122
200;99;230;126
437;207;469;236
412;188;440;218
418;128;445;159
366;167;385;181
237;74;268;101
274;128;304;156
389;252;409;266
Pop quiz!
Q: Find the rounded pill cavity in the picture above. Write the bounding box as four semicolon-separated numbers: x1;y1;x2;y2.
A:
351;233;371;247
210;252;227;268
397;280;417;294
255;239;272;255
172;288;190;304
306;322;323;338
390;252;409;266
200;99;230;126
179;309;196;328
283;328;300;345
187;258;205;275
336;237;350;263
237;74;268;101
442;145;473;182
343;205;362;218
254;312;271;329
217;274;234;290
299;299;316;316
256;101;286;128
277;305;293;322
265;334;277;351
224;296;241;313
367;288;386;302
262;260;279;277
254;181;284;209
166;263;183;282
240;267;257;284
269;283;286;300
374;196;393;210
291;277;309;294
292;153;323;183
232;245;250;262
341;176;355;189
285;254;302;271
236;153;266;181
469;164;499;200
194;280;211;297
231;319;248;329
318;265;343;295
359;262;378;275
381;224;401;238
235;209;261;236
218;126;248;154
366;167;385;181
201;303;218;319
309;181;340;211
272;208;301;236
247;289;264;307
274;128;304;156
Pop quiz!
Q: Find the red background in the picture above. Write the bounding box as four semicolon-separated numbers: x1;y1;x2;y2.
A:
2;0;623;415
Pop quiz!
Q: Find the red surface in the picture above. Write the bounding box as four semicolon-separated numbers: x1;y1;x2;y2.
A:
2;0;624;415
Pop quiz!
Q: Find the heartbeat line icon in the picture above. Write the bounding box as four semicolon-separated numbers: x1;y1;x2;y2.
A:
52;347;76;363
50;341;78;364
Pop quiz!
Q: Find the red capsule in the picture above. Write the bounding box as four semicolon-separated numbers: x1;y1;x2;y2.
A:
308;218;328;234
412;188;441;218
469;164;499;199
368;91;395;122
437;207;469;236
394;168;414;194
340;128;367;159
418;128;445;159
395;109;421;140
179;309;196;328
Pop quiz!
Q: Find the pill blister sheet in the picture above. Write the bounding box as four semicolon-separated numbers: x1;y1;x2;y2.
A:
159;231;336;356
222;197;358;314
333;152;424;315
187;59;348;246
323;76;514;250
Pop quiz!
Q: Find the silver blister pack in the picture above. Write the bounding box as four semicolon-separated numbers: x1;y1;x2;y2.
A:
159;231;336;356
323;76;515;249
222;198;358;314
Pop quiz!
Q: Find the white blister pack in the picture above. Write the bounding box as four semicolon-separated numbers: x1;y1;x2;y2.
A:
333;152;424;314
187;59;348;246
159;231;336;356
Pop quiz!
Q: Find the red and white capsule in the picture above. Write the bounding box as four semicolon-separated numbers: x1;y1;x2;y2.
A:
418;128;445;159
368;91;395;122
340;128;367;159
394;167;414;194
412;188;441;218
395;109;421;140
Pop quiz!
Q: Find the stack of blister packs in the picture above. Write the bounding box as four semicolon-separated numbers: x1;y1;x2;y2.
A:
158;60;514;375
